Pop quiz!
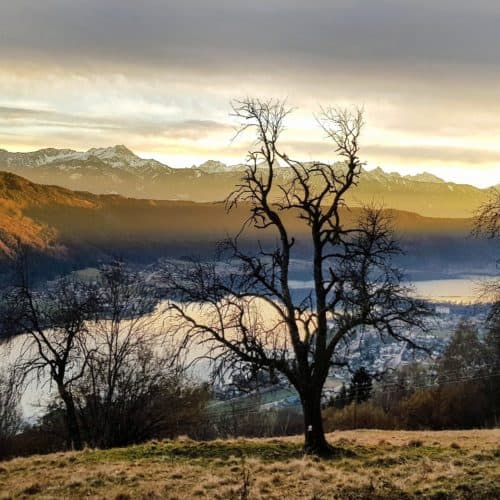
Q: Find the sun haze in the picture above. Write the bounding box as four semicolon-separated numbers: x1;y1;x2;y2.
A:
1;1;500;187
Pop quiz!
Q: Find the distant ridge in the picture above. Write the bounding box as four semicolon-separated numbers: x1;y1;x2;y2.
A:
0;171;495;281
364;166;445;184
0;146;493;217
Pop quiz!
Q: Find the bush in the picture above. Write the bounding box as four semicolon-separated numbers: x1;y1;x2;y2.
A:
323;402;396;430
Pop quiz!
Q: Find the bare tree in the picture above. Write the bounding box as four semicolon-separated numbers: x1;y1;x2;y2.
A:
0;365;23;458
75;344;204;447
1;254;98;450
473;189;500;239
165;98;428;455
75;261;171;447
473;189;500;322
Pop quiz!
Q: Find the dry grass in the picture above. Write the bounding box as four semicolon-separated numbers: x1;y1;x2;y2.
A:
0;429;498;499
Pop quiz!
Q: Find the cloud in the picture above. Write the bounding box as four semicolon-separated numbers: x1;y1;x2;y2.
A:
1;1;500;186
279;139;500;165
0;102;233;156
0;106;123;131
2;1;500;76
150;120;233;140
363;144;500;165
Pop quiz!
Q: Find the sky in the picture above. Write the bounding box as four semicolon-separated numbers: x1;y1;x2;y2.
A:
1;0;500;187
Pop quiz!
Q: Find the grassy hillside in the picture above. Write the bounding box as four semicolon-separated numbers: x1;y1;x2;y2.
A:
0;430;498;499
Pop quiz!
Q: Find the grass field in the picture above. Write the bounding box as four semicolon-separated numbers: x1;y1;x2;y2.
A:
0;429;499;499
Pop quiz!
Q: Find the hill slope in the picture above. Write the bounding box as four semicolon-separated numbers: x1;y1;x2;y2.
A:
0;430;498;498
0;146;492;218
0;171;495;279
0;172;101;257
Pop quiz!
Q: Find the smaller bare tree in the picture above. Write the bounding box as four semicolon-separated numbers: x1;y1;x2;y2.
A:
75;344;203;447
0;365;23;458
473;189;499;322
473;189;500;240
1;253;98;450
74;261;183;447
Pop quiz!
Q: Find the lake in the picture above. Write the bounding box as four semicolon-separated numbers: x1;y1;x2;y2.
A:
289;276;494;304
3;275;496;419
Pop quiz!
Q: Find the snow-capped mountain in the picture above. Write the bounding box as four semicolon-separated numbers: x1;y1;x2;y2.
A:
363;166;445;185
0;146;492;217
406;172;445;184
196;160;248;173
0;145;172;173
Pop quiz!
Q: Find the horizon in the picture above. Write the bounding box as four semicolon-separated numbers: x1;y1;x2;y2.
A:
2;143;498;190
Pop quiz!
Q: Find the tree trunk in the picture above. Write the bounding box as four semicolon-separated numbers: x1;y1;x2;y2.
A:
60;387;83;451
301;391;331;455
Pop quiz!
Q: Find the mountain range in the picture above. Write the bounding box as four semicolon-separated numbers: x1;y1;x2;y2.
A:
0;170;496;281
0;146;494;218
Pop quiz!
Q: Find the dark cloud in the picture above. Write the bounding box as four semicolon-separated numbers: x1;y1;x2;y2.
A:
1;1;500;76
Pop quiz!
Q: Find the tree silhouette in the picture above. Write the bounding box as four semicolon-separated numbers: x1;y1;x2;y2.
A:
1;252;98;450
472;189;499;323
348;367;373;404
165;98;429;455
473;189;499;239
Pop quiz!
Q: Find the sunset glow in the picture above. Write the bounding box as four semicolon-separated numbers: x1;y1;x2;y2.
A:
1;1;500;187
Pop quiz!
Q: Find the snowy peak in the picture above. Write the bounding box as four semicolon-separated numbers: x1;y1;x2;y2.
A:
83;145;169;171
196;160;228;172
196;160;247;173
0;148;448;184
405;172;445;184
0;146;173;173
363;166;445;185
87;145;136;160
